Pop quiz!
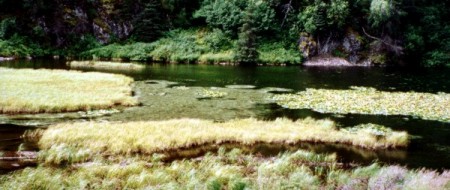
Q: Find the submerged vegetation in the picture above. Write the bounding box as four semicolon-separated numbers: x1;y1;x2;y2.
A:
1;148;449;189
35;118;407;165
273;87;450;122
0;68;137;113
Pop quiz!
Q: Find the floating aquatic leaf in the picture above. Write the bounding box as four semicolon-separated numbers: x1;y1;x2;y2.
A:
272;87;450;123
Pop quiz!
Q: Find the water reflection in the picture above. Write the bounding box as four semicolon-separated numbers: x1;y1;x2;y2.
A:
0;124;38;173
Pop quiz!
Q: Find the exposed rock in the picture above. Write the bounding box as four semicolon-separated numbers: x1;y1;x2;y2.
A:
298;33;317;60
303;56;368;67
0;57;14;61
342;29;363;63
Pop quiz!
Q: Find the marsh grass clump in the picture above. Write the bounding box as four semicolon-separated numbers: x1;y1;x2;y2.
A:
0;68;138;114
272;87;450;122
68;61;145;71
39;144;92;165
1;149;449;189
37;118;408;165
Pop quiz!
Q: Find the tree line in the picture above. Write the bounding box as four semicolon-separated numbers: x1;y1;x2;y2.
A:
0;0;448;66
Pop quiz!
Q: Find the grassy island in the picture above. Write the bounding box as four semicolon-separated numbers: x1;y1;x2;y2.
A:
32;118;408;166
0;68;138;114
67;61;145;71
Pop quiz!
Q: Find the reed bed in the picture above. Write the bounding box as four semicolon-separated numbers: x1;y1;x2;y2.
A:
0;68;138;114
273;87;450;122
1;148;449;189
67;61;145;71
37;118;408;165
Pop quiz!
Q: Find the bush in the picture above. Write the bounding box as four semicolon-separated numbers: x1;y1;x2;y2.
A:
258;42;302;65
81;43;154;61
0;34;33;57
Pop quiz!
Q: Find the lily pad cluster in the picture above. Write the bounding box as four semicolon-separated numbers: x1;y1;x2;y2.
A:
198;89;228;98
272;87;450;122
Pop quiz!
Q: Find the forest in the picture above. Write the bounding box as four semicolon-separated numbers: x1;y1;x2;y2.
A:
0;0;449;66
1;1;450;189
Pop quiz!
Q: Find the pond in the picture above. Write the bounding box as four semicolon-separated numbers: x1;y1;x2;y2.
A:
1;59;450;170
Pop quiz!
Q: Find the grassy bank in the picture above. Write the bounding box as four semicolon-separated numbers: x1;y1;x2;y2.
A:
1;148;449;189
33;118;407;165
0;68;137;114
81;29;302;65
273;87;450;122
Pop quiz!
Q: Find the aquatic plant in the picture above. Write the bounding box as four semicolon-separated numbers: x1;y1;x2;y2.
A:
36;118;408;165
1;149;449;189
0;68;138;113
198;89;228;98
272;87;450;122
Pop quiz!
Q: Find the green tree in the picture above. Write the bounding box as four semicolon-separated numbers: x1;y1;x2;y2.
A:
235;5;259;64
132;0;166;42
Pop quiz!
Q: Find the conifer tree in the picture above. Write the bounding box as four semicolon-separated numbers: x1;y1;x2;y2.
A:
132;0;165;42
235;4;258;65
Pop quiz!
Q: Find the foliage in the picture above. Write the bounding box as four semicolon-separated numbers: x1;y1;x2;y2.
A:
194;0;246;34
0;17;17;39
131;0;166;42
369;0;396;27
235;5;259;64
0;0;448;66
194;0;275;35
258;42;302;64
81;43;155;61
295;0;349;34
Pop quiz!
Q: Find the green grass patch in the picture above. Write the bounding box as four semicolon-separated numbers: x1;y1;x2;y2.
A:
0;68;138;114
258;42;302;65
272;87;450;122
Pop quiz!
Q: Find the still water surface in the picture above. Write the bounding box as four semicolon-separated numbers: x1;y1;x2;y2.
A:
1;59;449;170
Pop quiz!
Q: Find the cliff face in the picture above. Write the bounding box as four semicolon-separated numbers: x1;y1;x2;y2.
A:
1;0;141;46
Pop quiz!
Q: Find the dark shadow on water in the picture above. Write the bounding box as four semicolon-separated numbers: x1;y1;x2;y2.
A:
257;103;450;169
161;142;407;168
0;124;39;173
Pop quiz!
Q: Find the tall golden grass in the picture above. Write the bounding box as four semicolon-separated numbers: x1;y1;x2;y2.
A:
38;118;408;161
0;68;138;113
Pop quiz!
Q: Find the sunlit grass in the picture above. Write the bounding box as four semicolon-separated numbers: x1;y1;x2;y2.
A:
68;61;145;71
1;148;449;189
0;68;138;114
273;87;450;122
36;118;408;165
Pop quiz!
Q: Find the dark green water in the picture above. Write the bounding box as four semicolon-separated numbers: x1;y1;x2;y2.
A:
1;59;450;170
